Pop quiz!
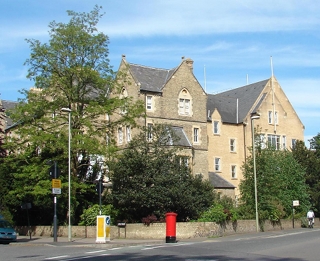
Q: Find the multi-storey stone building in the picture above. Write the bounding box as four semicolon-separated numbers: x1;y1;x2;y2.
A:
116;56;304;199
1;56;304;199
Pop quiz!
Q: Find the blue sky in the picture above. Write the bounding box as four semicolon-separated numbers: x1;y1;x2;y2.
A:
1;0;319;145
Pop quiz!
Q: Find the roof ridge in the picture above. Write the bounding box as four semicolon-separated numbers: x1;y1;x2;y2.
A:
129;62;171;72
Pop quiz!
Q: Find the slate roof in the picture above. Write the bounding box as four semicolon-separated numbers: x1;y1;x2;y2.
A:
208;172;236;189
128;63;177;93
207;79;269;123
171;126;192;147
1;100;18;129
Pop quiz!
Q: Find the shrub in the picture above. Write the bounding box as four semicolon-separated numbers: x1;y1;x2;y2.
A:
197;204;227;223
79;204;117;226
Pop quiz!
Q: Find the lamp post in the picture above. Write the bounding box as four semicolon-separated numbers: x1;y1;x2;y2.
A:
251;113;260;232
61;107;72;241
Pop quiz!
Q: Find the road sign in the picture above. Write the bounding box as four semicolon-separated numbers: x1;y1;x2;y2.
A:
292;200;299;206
52;179;61;189
52;188;61;194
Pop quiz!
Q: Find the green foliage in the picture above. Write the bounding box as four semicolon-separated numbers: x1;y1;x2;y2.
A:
79;204;116;226
0;6;143;225
111;124;215;222
197;204;227;223
239;145;309;222
197;195;238;223
292;139;320;215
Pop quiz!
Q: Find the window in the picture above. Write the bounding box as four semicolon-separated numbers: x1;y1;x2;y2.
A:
181;156;189;167
213;121;219;134
179;98;190;115
147;123;153;141
118;127;123;144
214;157;221;171
231;165;237;178
146;96;152;110
126;126;131;142
274;111;278;124
282;135;286;150
291;139;297;149
268;111;272;124
230;139;236;152
106;134;109;145
193;128;199;143
260;134;267;149
267;134;280;149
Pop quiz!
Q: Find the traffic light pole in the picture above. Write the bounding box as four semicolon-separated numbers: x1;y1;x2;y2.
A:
99;179;102;215
53;161;57;242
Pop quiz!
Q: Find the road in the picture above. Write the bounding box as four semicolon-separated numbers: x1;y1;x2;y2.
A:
1;228;320;260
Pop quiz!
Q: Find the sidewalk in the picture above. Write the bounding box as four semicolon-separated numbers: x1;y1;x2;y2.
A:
11;235;165;248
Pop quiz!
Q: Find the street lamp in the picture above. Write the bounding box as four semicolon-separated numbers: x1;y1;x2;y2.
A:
61;107;72;241
251;113;260;232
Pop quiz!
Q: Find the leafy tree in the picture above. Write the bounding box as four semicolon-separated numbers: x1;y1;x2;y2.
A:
239;145;309;222
111;124;215;222
309;133;320;157
1;6;143;225
0;102;12;222
79;204;117;226
292;139;320;214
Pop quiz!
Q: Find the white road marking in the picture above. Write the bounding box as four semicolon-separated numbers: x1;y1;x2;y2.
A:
45;256;69;260
85;250;106;254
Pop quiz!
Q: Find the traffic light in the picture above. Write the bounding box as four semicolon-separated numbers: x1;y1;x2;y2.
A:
96;180;104;195
49;162;60;179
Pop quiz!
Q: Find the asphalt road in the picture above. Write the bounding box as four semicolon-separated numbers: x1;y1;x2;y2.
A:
1;228;320;261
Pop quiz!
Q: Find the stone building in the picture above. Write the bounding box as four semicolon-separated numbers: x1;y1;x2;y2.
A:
1;56;304;199
116;56;304;199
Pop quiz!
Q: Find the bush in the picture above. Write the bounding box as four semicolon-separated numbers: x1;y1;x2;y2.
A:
79;204;117;226
197;204;227;223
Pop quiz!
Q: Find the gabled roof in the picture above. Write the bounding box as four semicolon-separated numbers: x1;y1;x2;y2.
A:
1;100;18;128
208;172;236;189
128;63;176;93
207;79;269;123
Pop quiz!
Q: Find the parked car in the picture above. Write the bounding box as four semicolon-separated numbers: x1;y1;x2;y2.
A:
0;220;17;244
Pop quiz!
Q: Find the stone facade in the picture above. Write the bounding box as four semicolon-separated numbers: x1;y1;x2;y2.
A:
115;57;304;199
16;219;314;239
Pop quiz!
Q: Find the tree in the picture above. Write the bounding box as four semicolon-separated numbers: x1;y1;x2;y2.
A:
1;6;144;225
239;145;309;222
111;124;215;222
292;139;320;214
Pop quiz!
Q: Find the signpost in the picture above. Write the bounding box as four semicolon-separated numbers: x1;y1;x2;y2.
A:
292;200;299;228
49;161;61;242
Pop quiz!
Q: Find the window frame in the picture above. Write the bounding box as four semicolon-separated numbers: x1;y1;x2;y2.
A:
231;165;237;179
230;138;236;152
146;95;152;110
193;127;199;143
118;127;123;144
213;121;220;134
126;126;131;142
268;111;272;124
267;134;280;150
214;157;221;172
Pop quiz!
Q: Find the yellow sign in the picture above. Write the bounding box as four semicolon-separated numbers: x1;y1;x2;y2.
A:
52;179;61;189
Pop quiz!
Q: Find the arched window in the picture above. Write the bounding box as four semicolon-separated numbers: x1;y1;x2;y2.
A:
178;88;192;116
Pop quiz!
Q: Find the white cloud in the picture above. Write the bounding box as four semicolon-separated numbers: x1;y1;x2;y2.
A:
101;0;320;37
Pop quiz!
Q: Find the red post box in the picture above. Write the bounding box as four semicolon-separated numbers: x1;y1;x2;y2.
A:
165;212;177;243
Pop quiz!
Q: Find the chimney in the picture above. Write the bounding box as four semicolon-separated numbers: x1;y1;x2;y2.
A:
185;58;194;71
122;54;126;60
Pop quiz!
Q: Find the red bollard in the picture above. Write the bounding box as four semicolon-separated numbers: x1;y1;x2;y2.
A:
165;212;177;243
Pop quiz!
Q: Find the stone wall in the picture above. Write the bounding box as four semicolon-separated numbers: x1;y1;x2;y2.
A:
16;218;314;239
